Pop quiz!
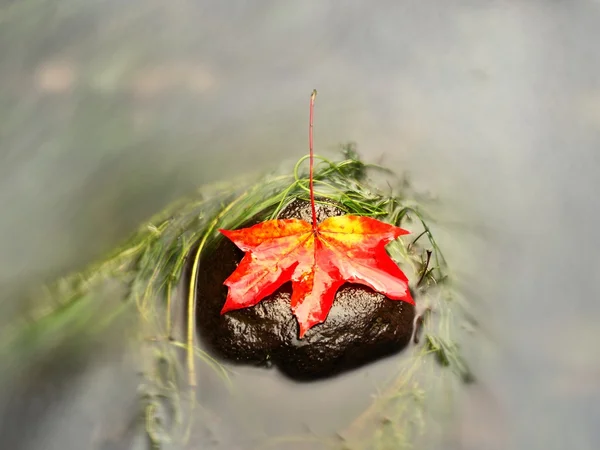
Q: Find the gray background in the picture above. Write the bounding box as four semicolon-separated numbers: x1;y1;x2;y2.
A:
1;1;599;449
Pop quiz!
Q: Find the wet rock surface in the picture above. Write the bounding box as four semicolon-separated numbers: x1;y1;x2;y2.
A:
195;199;415;380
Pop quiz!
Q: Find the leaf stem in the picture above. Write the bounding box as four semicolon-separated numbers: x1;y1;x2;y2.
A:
309;89;318;230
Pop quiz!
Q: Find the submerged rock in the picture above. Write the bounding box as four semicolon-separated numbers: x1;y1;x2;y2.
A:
195;199;415;380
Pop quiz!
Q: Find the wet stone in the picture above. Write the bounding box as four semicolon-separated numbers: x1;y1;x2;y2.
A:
195;199;415;380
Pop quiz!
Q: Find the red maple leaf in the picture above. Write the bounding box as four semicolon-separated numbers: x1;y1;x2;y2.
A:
218;90;414;337
219;215;414;337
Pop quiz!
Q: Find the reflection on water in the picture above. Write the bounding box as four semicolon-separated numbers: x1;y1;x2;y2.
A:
1;1;600;449
197;349;416;449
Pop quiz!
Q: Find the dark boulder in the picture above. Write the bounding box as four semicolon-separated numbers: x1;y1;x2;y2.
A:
195;199;415;380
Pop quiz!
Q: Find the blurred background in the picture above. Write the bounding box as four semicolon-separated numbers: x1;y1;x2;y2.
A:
1;1;600;449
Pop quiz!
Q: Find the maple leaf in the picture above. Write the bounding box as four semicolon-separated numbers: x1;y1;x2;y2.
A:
219;215;414;337
218;90;414;338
